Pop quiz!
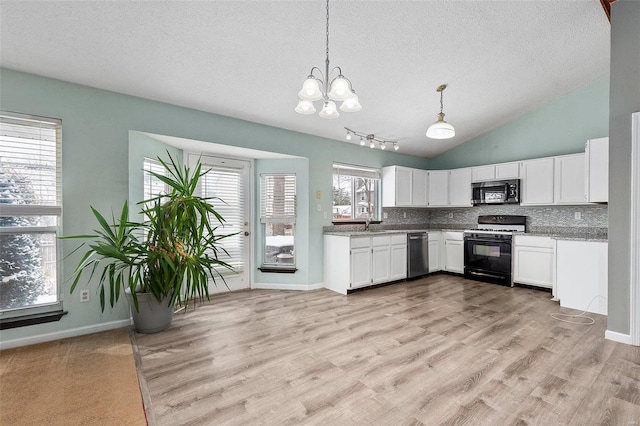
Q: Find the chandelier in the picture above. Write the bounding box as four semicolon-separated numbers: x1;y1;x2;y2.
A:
295;0;362;118
344;127;398;151
426;84;455;139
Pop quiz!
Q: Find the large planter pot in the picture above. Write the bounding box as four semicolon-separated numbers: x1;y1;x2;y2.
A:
124;288;174;334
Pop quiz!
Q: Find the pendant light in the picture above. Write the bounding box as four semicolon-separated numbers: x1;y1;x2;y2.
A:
295;0;362;118
426;84;455;139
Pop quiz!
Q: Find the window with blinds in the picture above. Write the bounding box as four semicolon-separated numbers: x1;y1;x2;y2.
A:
143;157;167;201
332;163;381;221
0;112;62;314
261;174;296;268
199;165;245;274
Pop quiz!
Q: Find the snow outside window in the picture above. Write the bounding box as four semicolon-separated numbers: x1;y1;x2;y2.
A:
332;164;381;221
261;174;296;267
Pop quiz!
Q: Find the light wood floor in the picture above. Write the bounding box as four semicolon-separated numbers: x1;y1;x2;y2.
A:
134;274;640;425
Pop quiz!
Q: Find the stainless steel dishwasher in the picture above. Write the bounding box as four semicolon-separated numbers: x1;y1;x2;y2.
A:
407;232;429;278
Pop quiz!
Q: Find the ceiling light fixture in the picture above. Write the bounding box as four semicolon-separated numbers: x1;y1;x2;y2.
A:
426;84;455;139
344;127;399;151
295;0;361;119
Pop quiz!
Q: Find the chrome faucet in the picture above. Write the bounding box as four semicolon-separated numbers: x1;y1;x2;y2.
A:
364;218;371;231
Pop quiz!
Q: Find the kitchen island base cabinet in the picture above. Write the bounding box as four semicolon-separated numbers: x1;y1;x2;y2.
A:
556;240;608;315
324;233;407;295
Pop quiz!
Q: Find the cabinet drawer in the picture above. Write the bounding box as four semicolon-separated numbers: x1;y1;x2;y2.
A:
350;236;371;249
514;235;554;249
390;233;407;245
372;235;391;246
444;231;463;241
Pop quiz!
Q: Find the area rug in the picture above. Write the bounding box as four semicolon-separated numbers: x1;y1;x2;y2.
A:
0;327;147;426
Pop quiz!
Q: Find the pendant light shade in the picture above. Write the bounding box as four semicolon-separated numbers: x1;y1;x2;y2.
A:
328;76;352;101
426;113;455;139
339;93;362;112
426;84;455;140
319;101;340;119
295;99;317;114
298;77;323;101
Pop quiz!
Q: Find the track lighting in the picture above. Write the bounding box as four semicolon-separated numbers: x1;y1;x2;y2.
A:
344;127;399;151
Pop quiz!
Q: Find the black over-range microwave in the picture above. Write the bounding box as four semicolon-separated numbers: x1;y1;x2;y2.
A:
471;179;520;205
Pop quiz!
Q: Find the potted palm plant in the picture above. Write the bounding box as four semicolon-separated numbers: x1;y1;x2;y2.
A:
66;153;234;333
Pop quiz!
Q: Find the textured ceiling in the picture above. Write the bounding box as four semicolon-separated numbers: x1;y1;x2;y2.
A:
0;0;610;158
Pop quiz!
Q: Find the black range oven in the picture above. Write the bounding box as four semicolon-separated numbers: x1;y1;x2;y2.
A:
463;215;526;287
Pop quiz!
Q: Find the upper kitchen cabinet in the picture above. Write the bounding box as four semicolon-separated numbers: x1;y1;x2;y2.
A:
471;161;520;182
427;170;449;207
520;157;554;205
554;153;587;204
382;166;428;207
585;137;609;203
449;168;472;207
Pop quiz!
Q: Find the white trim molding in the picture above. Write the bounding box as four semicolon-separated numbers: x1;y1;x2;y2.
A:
252;282;325;291
0;319;131;351
606;329;633;345
631;112;640;346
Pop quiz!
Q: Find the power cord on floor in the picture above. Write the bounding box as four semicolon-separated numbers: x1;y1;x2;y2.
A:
550;295;607;325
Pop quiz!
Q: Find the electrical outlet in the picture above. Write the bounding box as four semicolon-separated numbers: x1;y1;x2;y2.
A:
574;211;582;220
317;203;322;212
403;212;407;219
80;289;90;302
383;212;388;219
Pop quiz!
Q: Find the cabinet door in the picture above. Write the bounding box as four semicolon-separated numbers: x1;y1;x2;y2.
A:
395;167;413;206
471;165;495;182
428;170;449;206
428;240;440;272
513;246;555;288
372;245;391;284
444;240;464;274
585;137;609;203
350;247;372;288
521;158;554;205
412;169;428;207
556;241;607;315
390;243;407;280
449;168;472;207
554;153;587;204
495;162;520;179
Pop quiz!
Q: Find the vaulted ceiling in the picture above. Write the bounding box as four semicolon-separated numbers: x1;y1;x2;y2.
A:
0;1;610;158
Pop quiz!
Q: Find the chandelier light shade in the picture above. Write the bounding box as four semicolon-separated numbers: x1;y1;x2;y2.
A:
345;127;398;151
426;84;455;139
295;0;361;118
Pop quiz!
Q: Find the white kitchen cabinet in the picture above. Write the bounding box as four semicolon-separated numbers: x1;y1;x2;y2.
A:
495;162;520;179
428;232;442;273
443;231;464;274
554;153;587;205
412;169;429;207
556;240;607;315
428;170;449;207
520;157;555;205
471;162;519;182
513;235;555;290
324;233;408;295
471;165;495;182
585;137;609;203
449;168;472;207
390;234;408;281
382;166;428;207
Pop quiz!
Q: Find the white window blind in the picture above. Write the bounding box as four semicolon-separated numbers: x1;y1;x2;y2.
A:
200;165;245;272
333;163;380;180
0;113;61;215
143;157;166;200
260;174;296;223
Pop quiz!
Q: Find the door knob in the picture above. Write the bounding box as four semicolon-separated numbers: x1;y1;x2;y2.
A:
244;231;250;236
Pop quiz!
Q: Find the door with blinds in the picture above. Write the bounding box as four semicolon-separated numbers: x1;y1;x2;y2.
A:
187;153;251;292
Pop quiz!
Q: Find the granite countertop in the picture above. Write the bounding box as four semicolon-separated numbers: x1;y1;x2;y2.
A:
324;229;431;237
523;232;608;242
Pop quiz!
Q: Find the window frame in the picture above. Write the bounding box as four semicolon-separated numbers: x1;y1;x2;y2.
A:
332;163;382;223
0;111;64;323
260;173;296;271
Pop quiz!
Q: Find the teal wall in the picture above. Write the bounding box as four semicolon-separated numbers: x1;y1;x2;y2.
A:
0;68;428;344
428;76;610;169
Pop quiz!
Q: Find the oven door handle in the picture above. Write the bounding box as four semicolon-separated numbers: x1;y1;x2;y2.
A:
464;238;511;244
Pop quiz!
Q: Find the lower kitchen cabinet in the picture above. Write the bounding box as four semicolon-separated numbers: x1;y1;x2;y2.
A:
513;235;555;290
324;233;407;295
428;232;441;272
556;240;607;315
443;231;464;274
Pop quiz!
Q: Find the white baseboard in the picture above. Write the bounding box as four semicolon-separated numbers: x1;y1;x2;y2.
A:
0;319;132;351
605;329;633;345
252;282;324;291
